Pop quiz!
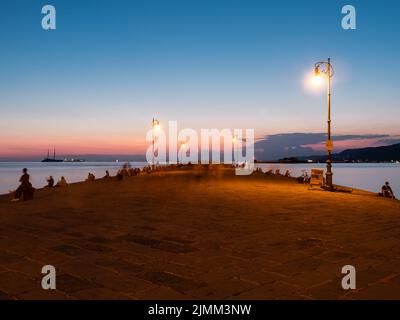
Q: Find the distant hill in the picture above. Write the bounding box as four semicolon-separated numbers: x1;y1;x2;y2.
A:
253;133;391;162
302;143;400;162
336;143;400;162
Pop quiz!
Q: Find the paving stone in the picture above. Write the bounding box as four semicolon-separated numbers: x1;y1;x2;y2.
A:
269;257;326;277
195;264;250;283
355;267;396;288
228;250;265;260
72;288;134;300
3;259;44;279
86;236;115;244
318;250;354;263
136;286;193;300
162;236;195;244
303;278;347;299
0;272;39;295
74;242;114;253
237;271;285;286
119;235;161;246
17;289;72;300
58;259;116;281
0;290;14;300
22;248;71;265
345;284;400;300
95;259;144;274
64;232;86;238
0;251;25;265
373;259;400;274
151;241;198;254
88;272;156;294
382;274;400;288
146;260;203;279
231;281;301;300
50;245;90;257
138;271;206;293
56;274;100;294
189;279;257;299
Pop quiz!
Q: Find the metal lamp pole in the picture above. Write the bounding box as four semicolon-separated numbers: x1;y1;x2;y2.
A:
314;58;334;190
151;118;159;170
232;136;237;167
177;142;186;165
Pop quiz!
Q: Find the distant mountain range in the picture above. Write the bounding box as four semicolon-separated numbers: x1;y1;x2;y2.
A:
253;133;400;161
301;143;400;162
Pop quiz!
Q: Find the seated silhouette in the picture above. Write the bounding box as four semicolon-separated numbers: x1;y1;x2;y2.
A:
380;181;396;199
12;168;35;201
55;176;68;188
45;176;54;188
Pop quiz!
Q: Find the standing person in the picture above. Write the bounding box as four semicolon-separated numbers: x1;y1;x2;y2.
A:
12;168;34;201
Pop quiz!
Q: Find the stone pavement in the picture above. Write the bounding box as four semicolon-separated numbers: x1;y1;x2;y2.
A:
0;169;400;299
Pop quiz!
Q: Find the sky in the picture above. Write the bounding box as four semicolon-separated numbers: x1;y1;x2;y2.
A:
0;0;400;157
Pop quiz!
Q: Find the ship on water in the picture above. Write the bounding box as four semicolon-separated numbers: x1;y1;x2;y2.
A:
42;149;63;162
63;158;85;163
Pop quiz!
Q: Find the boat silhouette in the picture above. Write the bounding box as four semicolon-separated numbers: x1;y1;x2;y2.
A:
42;149;63;162
63;158;85;162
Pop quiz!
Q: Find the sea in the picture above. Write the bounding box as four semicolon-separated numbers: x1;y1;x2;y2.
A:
0;162;399;196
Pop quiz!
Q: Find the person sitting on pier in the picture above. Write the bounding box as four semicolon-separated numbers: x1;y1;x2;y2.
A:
86;173;95;181
104;170;110;178
380;181;396;199
116;169;124;181
254;167;263;174
297;171;310;184
55;176;68;188
284;170;291;177
12;168;35;201
45;176;54;188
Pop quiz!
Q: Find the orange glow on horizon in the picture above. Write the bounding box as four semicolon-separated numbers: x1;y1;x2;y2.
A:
0;137;149;157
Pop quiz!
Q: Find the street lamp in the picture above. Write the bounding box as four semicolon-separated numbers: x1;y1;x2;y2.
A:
232;135;238;167
178;141;186;165
151;118;160;169
313;58;334;190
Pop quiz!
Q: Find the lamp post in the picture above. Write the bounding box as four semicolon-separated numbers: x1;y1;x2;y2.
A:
178;142;186;165
314;58;334;190
151;118;160;170
232;135;237;167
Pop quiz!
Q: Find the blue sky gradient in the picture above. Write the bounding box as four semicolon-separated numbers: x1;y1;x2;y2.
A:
0;0;399;155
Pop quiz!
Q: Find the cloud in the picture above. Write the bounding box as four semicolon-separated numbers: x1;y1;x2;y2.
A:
254;133;391;161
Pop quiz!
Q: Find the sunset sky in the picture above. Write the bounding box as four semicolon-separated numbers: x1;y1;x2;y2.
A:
1;0;400;157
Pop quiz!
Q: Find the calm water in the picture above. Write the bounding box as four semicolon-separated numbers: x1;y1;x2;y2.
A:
256;163;400;195
0;162;399;196
0;162;147;195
